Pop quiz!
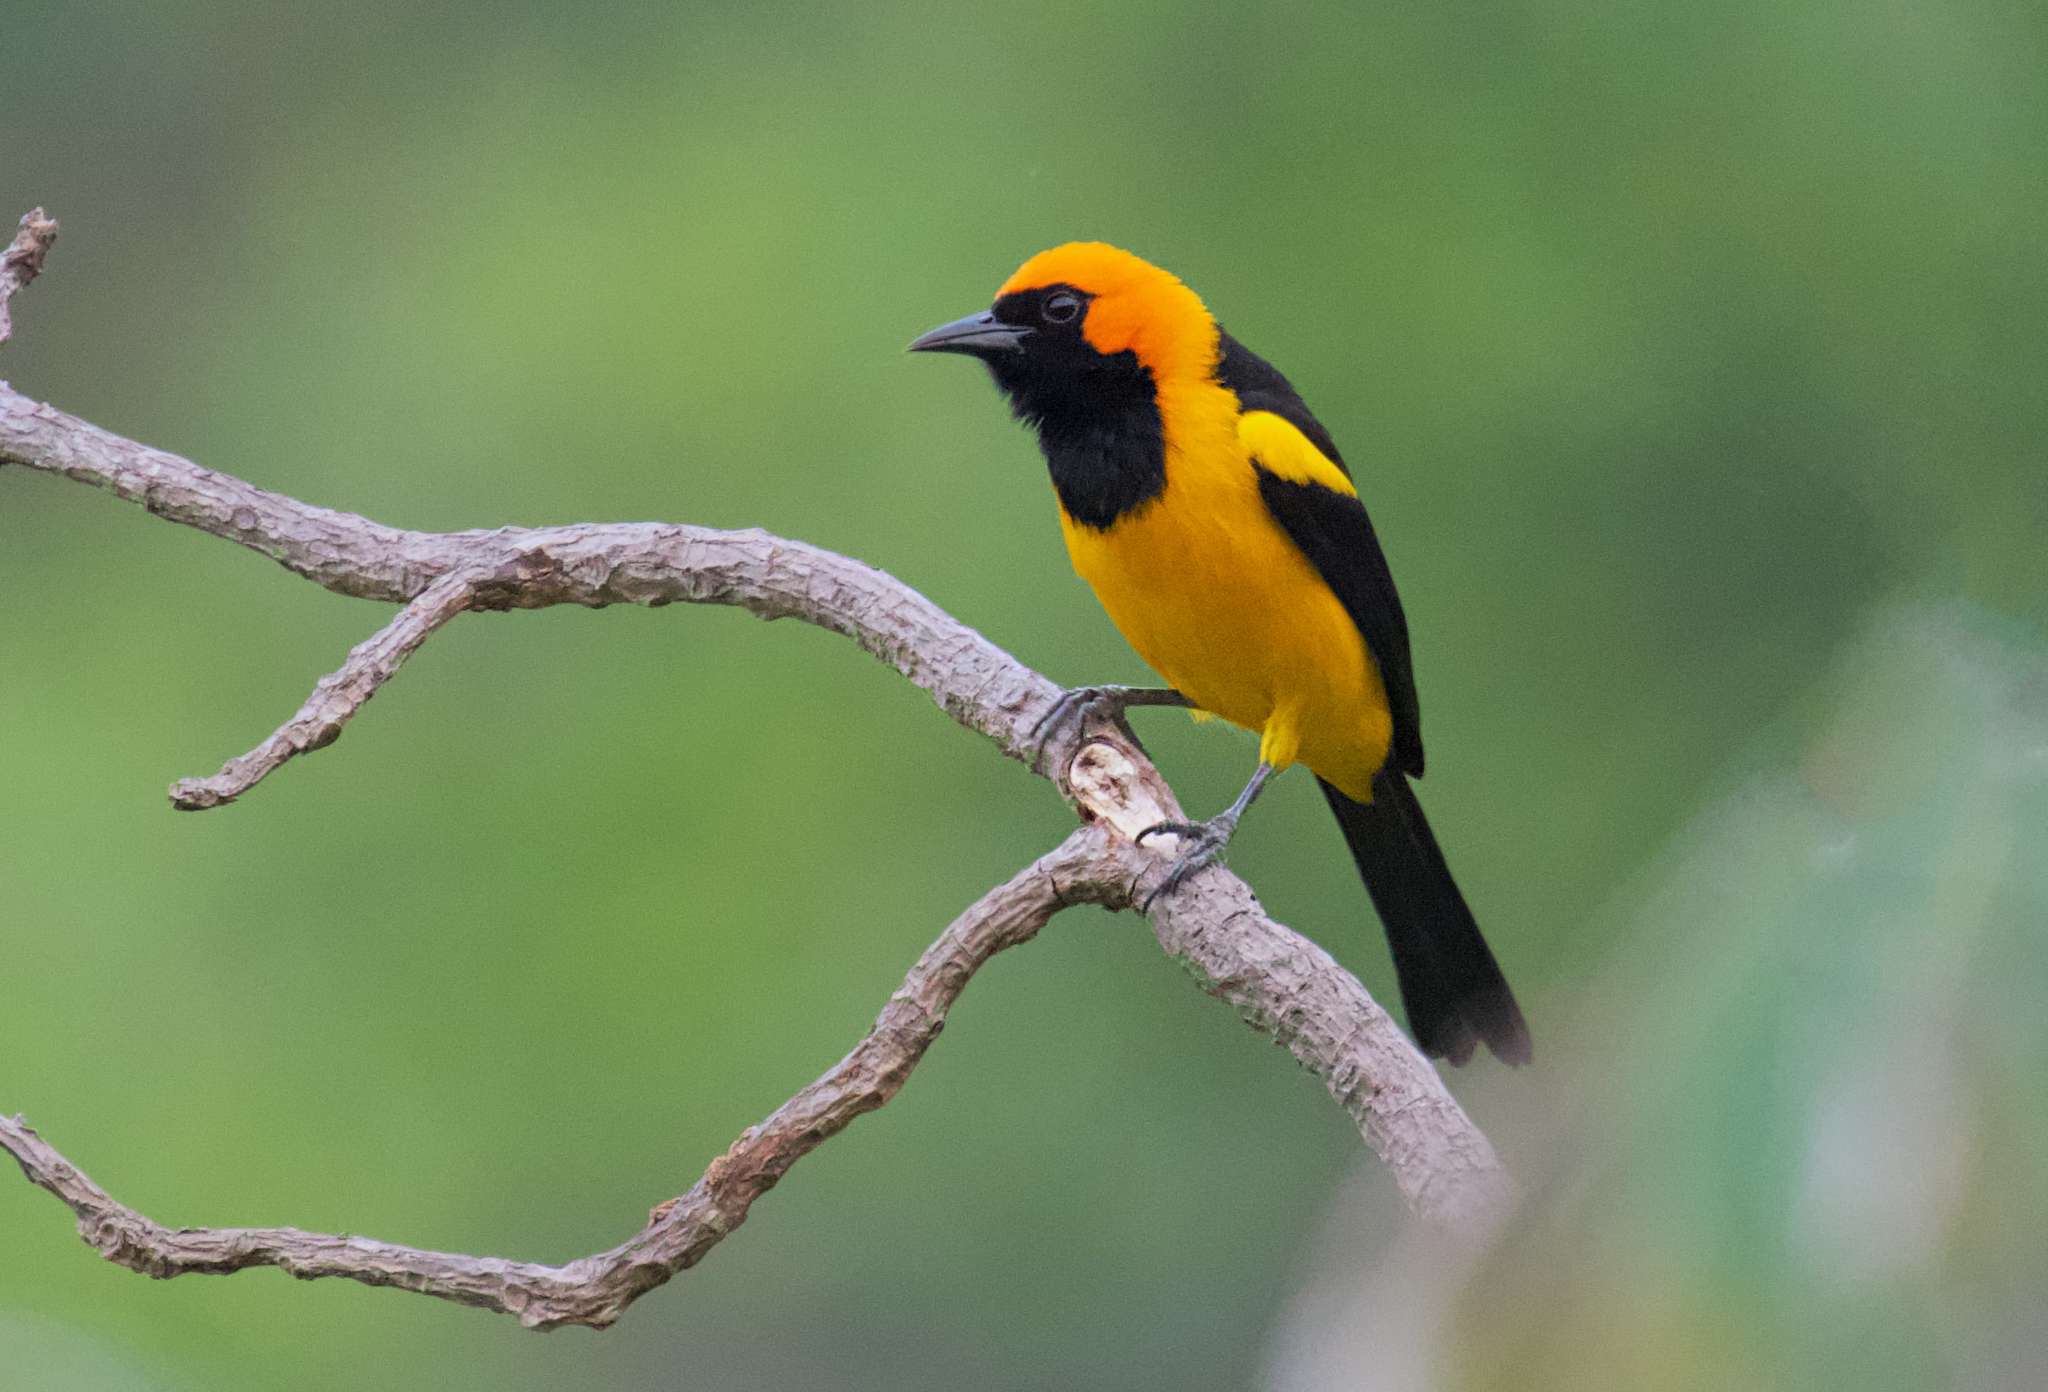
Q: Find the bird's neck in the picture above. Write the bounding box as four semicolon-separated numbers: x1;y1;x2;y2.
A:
988;348;1165;530
1036;390;1167;531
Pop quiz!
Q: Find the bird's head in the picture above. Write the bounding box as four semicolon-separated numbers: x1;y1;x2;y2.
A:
909;243;1219;430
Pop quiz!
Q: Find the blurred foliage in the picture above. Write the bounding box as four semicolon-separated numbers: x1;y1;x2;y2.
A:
1268;605;2048;1390
2;2;2042;1388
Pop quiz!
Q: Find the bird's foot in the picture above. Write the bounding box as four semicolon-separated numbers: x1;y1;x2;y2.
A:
1028;684;1185;775
1135;810;1242;911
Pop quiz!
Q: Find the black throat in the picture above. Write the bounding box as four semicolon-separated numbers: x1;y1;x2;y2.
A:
988;349;1165;531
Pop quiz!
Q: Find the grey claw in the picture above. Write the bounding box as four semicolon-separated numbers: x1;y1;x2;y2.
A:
1029;686;1189;775
1028;686;1113;772
1136;815;1236;911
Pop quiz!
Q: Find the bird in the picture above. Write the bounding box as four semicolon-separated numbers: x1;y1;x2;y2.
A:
909;242;1529;1066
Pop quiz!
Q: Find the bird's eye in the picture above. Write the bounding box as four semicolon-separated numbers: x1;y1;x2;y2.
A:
1042;291;1082;325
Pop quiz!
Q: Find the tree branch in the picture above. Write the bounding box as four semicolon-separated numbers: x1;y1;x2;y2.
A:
2;830;1132;1328
0;208;57;346
0;209;1512;1327
169;568;480;808
0;381;1062;790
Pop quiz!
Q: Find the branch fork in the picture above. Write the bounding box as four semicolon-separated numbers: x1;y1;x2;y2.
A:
0;208;1511;1329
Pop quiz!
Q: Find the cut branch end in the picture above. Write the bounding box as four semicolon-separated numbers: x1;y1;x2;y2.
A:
0;206;1514;1331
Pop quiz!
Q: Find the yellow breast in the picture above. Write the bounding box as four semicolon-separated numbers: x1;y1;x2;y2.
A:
1057;382;1393;800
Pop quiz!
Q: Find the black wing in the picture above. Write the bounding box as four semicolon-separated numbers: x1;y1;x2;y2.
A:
1215;329;1352;475
1216;329;1424;778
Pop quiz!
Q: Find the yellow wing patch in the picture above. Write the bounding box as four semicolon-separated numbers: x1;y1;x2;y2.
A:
1237;410;1356;497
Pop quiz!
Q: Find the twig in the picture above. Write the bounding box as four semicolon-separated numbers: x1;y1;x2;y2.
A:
0;208;1513;1328
0;208;58;346
170;569;480;808
0;383;1062;794
1;830;1130;1329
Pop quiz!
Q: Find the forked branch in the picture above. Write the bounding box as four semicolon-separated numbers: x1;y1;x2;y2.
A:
0;209;1511;1329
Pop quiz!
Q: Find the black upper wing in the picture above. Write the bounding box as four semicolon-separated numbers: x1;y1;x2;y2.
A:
1215;329;1425;778
1215;329;1352;475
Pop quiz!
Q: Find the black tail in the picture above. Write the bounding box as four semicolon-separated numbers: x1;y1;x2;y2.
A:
1319;773;1530;1066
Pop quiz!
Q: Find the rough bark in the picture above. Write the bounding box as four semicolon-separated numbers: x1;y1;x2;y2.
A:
1;208;1512;1329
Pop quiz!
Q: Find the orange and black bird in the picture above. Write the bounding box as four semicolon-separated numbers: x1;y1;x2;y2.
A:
910;243;1529;1066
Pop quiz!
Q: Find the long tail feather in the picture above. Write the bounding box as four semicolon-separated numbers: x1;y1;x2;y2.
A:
1319;773;1531;1066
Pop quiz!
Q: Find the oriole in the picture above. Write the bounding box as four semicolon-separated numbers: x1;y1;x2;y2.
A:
911;243;1528;1066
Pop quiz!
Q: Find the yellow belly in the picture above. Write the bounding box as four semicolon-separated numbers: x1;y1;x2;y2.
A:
1058;431;1393;802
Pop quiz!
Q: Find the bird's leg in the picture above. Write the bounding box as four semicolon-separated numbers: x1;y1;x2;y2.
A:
1028;684;1189;773
1135;762;1277;910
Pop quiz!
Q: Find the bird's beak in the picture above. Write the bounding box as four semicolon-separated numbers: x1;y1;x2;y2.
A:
907;310;1029;357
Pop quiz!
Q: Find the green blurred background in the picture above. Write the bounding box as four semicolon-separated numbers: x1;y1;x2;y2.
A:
4;3;2044;1388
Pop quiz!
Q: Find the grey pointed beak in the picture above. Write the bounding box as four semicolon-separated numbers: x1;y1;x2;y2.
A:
907;310;1029;356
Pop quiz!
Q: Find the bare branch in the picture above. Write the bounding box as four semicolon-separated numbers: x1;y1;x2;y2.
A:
1;824;1504;1329
1068;743;1511;1224
1;209;1513;1326
0;386;1063;789
170;569;481;808
1;829;1129;1329
0;207;58;345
